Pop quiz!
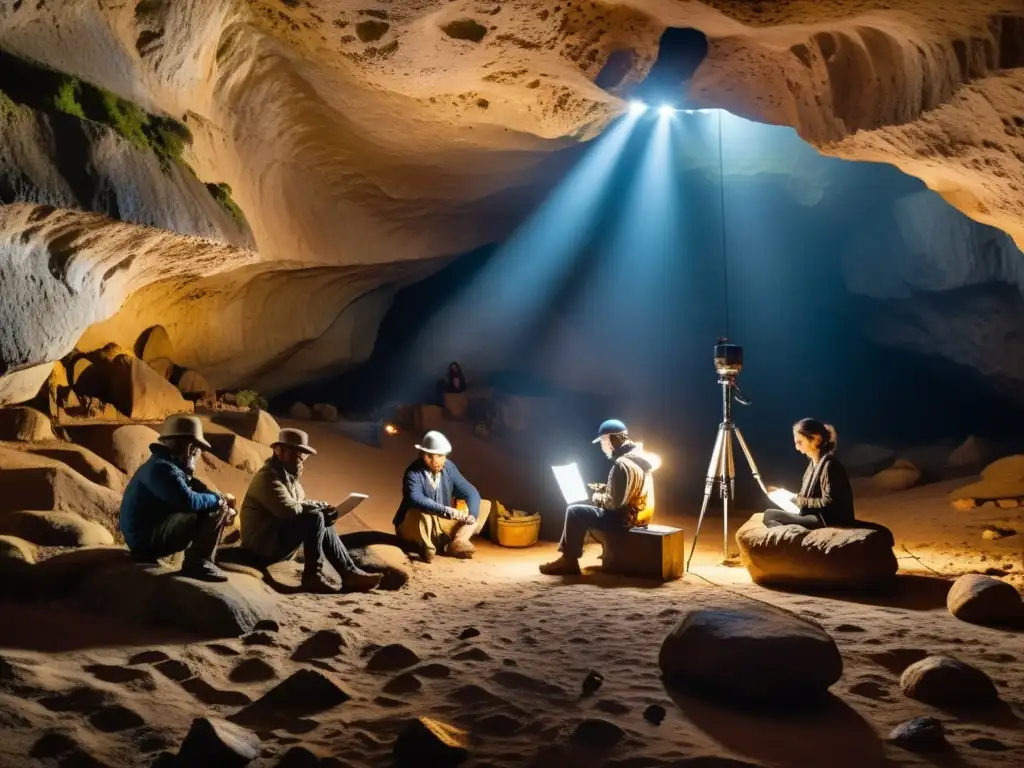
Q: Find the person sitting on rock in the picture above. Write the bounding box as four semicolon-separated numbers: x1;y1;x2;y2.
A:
120;415;236;582
240;428;382;593
393;430;489;562
539;419;656;577
764;418;855;529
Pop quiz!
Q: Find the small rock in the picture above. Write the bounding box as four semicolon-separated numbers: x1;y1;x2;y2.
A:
581;671;604;697
900;656;999;707
458;627;480;640
394;717;468;767
312;403;338;422
253;619;280;633
947;574;1024;627
291;629;347;661
230;669;350;729
367;644;421;672
129;650;170;665
643;704;666;725
177;717;259;768
422;591;437;600
888;717;946;750
276;745;322;767
571;718;624;748
969;737;1010;751
242;631;277;647
383;672;422;695
229;658;277;684
982;527;1016;540
288;403;312;420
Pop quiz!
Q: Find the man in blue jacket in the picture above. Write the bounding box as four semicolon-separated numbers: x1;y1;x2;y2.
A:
393;430;489;562
120;415;234;582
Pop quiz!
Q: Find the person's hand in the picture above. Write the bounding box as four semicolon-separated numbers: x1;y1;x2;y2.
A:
322;506;339;524
766;485;778;494
223;493;237;510
588;482;606;491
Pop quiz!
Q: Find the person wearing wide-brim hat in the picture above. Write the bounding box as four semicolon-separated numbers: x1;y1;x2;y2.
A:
119;414;236;582
539;419;657;576
240;428;381;593
393;430;490;563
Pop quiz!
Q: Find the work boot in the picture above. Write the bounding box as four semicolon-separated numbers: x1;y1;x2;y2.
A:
538;555;582;576
447;539;475;559
301;570;340;594
341;568;382;593
418;543;435;564
180;558;229;583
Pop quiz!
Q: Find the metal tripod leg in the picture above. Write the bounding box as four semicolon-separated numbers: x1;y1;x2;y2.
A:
722;426;735;558
685;424;726;572
733;426;767;494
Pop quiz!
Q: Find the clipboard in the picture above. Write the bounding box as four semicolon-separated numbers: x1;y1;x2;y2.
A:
332;492;369;518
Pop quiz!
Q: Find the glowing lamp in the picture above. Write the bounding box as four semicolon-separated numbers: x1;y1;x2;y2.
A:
646;452;662;471
384;424;398;435
658;104;675;118
628;100;647;116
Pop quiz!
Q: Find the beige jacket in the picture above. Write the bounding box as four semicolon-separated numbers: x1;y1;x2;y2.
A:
241;458;323;559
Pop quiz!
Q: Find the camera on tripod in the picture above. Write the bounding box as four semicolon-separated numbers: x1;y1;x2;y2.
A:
713;338;743;378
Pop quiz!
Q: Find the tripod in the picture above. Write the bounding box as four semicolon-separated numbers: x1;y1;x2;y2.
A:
685;373;767;571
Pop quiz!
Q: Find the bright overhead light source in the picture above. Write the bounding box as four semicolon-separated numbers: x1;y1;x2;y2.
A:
628;100;647;116
658;104;675;118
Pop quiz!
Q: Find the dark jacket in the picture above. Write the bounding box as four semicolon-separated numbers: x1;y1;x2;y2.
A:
393;458;481;527
241;457;327;560
119;443;221;551
795;452;855;526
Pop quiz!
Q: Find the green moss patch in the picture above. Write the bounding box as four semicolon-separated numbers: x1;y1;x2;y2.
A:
0;50;192;171
205;182;247;228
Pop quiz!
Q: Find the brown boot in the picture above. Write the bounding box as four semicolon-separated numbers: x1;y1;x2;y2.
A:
301;571;339;594
341;568;382;593
539;555;581;576
447;539;475;559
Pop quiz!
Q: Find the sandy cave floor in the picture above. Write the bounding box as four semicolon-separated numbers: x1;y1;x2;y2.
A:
0;421;1022;767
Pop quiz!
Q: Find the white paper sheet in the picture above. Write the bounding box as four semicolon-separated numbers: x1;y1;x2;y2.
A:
551;462;589;504
767;488;799;514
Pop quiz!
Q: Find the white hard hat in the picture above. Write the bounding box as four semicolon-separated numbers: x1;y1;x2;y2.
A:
415;430;452;455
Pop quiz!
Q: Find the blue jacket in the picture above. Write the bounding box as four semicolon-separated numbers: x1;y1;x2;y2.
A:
393;458;480;527
119;443;221;550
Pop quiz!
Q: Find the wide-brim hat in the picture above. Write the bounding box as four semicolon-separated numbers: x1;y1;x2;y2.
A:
592;418;628;444
158;414;211;449
415;430;452;455
272;428;317;455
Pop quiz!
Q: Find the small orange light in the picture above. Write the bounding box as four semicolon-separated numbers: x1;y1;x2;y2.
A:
385;424;398;435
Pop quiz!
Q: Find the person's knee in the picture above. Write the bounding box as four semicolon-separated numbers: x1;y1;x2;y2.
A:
301;511;326;533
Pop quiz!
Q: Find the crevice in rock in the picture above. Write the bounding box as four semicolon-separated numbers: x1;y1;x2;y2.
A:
594;49;636;91
632;27;708;103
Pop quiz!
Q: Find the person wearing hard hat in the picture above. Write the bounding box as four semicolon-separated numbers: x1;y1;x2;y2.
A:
393;430;490;562
240;428;382;593
539;419;657;576
120;415;236;582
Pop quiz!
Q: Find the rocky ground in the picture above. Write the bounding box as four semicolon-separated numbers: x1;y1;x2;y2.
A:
0;403;1021;767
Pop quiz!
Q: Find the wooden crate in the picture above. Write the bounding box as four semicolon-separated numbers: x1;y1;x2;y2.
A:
593;524;684;581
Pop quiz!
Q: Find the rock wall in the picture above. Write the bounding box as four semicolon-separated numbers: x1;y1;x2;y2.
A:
4;1;1024;401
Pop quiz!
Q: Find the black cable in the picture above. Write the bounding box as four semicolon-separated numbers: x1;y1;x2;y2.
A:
717;109;729;338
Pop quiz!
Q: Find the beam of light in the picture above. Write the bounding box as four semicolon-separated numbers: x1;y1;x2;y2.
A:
658;104;675;118
394;108;646;393
628;100;648;116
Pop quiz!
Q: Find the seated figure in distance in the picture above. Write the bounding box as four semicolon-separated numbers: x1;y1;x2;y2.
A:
119;415;236;582
393;431;490;562
241;428;382;593
765;418;855;529
539;419;656;576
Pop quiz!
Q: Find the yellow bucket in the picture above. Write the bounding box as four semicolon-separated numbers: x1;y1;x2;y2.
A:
495;513;541;548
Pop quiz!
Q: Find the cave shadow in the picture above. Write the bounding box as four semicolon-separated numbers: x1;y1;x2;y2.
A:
665;685;893;768
936;699;1023;730
760;574;954;611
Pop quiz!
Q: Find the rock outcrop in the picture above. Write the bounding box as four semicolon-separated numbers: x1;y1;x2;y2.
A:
4;2;1024;401
735;514;898;588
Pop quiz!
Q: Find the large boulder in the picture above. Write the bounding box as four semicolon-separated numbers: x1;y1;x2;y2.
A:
871;458;921;493
11;442;127;492
735;514;897;588
137;325;175;363
176;717;259;768
946;435;993;471
30;548;278;636
0;510;114;547
0;535;36;565
949;455;1024;505
0;407;55;442
947;574;1024;627
178;370;216;404
341;532;413;590
659;599;843;704
0;447;121;533
203;431;271;474
900;656;999;707
194;451;254;501
106;355;192;421
64;424;159;476
204;409;281;447
841;444;895;476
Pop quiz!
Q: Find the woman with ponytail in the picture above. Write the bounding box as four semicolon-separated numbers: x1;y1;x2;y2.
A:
764;418;855;529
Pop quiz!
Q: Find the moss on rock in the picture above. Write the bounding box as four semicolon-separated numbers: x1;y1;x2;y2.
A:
205;182;247;228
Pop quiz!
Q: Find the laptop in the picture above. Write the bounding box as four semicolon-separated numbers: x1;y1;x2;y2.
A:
551;463;589;504
332;492;369;518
